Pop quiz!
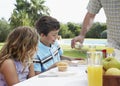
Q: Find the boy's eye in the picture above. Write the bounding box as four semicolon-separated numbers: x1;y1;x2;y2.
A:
53;35;57;36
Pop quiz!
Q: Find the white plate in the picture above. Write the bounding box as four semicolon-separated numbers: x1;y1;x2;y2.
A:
48;68;77;77
70;60;87;67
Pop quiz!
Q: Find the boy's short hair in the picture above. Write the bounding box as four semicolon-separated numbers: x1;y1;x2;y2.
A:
35;16;60;36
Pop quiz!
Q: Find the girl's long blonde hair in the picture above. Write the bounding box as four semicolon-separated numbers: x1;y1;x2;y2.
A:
0;26;39;67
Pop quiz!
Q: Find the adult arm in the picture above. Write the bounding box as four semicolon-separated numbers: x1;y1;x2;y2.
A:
71;12;96;48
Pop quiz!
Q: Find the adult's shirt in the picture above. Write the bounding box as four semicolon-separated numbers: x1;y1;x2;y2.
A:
87;0;120;49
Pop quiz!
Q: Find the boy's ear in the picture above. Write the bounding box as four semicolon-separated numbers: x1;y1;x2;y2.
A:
40;33;44;37
40;33;45;37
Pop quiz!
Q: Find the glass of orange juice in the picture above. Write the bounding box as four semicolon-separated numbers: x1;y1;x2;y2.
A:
87;51;103;86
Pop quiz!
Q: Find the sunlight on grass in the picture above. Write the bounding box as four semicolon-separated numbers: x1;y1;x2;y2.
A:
61;45;106;59
0;43;4;50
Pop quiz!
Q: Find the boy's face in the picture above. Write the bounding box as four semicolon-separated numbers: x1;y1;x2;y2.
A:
41;29;59;46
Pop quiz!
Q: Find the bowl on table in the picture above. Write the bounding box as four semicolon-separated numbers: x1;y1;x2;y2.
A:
103;75;120;86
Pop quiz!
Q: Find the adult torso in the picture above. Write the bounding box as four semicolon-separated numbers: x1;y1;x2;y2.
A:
88;0;120;49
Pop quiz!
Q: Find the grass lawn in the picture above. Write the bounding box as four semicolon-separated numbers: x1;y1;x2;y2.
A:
61;44;106;59
0;42;106;59
61;45;86;58
0;43;4;49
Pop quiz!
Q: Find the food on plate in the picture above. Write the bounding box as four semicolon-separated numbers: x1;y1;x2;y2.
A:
57;61;68;72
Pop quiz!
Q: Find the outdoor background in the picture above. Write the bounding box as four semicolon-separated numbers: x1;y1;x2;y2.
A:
0;0;107;59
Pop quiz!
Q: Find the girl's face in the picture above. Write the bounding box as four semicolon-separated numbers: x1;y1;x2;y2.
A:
23;46;38;67
40;29;59;46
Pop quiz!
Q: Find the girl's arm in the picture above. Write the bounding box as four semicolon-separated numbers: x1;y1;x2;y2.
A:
0;59;19;86
27;63;35;78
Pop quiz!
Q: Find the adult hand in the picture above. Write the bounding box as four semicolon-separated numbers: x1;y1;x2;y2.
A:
71;35;85;48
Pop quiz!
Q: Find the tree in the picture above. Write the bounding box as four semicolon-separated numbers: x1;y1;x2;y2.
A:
9;0;50;29
67;22;76;33
101;30;107;38
59;23;75;38
86;22;107;38
0;18;11;42
67;22;81;36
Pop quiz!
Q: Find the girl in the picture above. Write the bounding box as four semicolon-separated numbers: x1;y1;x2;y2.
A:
0;26;39;86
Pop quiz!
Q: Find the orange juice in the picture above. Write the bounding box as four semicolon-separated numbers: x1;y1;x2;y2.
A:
87;65;103;86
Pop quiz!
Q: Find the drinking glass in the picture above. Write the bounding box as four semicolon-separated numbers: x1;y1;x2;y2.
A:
87;51;103;86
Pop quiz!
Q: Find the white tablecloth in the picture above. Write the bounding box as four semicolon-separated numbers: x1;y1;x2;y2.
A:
14;65;88;86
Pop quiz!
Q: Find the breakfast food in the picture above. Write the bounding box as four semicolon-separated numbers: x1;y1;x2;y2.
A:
57;61;68;72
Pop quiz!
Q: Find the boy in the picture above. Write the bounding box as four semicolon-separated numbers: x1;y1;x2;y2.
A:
34;16;73;75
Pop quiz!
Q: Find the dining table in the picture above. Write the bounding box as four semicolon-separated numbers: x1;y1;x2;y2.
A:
14;63;88;86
